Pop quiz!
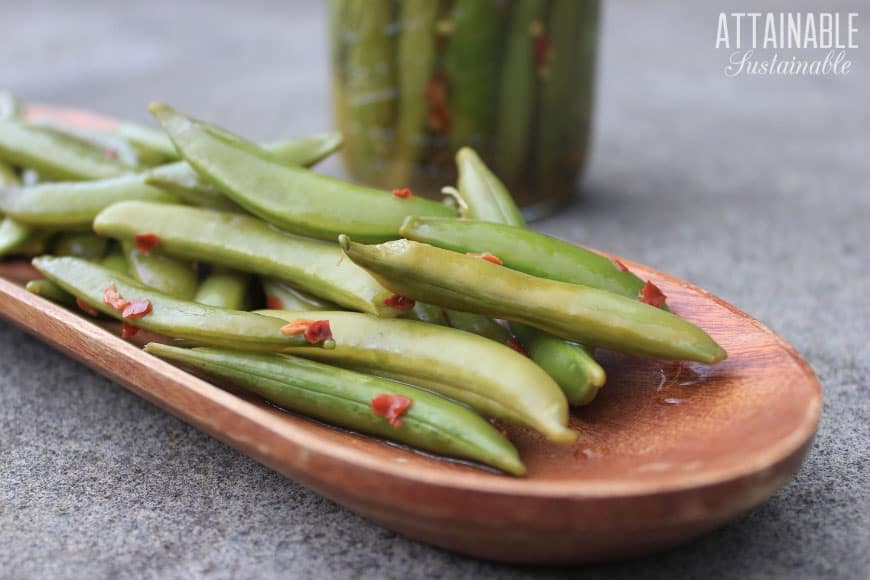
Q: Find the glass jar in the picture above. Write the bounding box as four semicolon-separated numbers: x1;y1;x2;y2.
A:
329;0;599;219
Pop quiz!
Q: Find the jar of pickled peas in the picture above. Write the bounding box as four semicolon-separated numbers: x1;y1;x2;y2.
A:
329;0;599;219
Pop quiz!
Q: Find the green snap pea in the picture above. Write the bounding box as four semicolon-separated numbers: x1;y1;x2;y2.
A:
25;278;76;305
149;103;454;243
195;268;250;310
32;256;334;351
144;132;344;212
442;309;513;344
257;309;575;444
52;232;109;261
0;217;32;257
0;174;179;229
340;237;727;364
401;216;646;299
31;122;143;169
123;241;199;300
455;148;525;226
403;302;449;326
510;322;605;406
116;121;179;163
261;278;338;312
94;201;400;316
146;343;525;475
100;245;128;274
0;120;132;181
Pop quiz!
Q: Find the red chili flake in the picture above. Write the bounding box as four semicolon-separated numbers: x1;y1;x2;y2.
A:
384;294;415;310
426;74;452;132
303;320;333;345
533;31;551;73
505;338;528;357
467;252;503;266
121;323;140;339
392;188;413;199
371;394;413;428
613;259;631;273
134;233;160;254
75;297;99;317
103;282;129;311
488;418;510;438
265;295;283;310
280;319;316;335
639;280;667;309
122;298;152;319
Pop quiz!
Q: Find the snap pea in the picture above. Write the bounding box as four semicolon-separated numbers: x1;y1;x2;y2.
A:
401;216;646;299
340;237;727;364
146;343;525;475
261;278;338;312
25;279;75;305
443;0;505;152
122;241;198;300
94;201;400;316
100;245;129;274
455;148;525;226
258;309;575;444
116;121;179;163
195;268;249;310
404;302;449;326
30;122;143;169
52;232;109;261
442;309;512;344
149;103;454;243
32;256;333;350
510;322;605;406
144;132;344;212
0;174;179;229
0;217;32;257
0;120;131;181
494;0;546;184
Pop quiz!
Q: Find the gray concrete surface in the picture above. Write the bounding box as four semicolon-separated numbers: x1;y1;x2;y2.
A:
1;1;868;578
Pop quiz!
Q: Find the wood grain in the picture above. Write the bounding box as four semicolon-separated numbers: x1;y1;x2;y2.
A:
0;258;821;564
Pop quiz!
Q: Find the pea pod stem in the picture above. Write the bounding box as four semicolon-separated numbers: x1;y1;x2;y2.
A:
257;309;575;444
94;201;400;316
150;103;454;243
340;237;727;364
146;343;525;476
32;256;333;351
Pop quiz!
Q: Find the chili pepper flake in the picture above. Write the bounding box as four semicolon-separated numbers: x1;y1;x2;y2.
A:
384;294;415;310
613;259;631;273
371;394;413;428
639;280;667;309
103;282;129;311
488;418;510;439
75;297;99;317
531;24;551;75
265;295;283;310
121;298;152;319
426;74;452;132
467;252;503;266
392;188;414;199
134;233;160;254
505;338;528;357
280;319;333;345
121;323;140;339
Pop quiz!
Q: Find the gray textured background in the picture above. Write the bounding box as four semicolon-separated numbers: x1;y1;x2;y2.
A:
1;1;868;578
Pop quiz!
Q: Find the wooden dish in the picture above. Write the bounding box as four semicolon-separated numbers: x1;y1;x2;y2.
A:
0;107;822;564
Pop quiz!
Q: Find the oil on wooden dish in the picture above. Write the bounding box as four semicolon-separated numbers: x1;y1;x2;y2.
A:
0;107;822;564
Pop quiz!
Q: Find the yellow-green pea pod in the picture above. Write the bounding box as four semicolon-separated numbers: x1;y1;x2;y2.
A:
0;120;131;181
100;245;128;274
442;309;512;344
32;256;334;351
340;237;727;364
149;103;454;243
0;174;179;229
123;241;198;300
0;217;32;257
0;160;17;186
144;132;344;212
146;343;525;476
257;309;576;444
52;232;109;261
116;121;179;163
26;278;76;306
94;201;401;317
261;278;338;311
403;302;449;326
455;147;526;226
195;268;250;310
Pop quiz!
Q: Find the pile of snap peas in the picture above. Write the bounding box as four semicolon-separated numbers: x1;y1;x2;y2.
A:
0;91;726;476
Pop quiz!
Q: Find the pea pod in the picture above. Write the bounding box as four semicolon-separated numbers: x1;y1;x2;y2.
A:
146;343;525;475
100;245;128;274
0;217;33;257
401;216;646;298
195;268;249;310
144;132;344;211
52;232;109;261
149;103;454;243
258;309;575;444
0;120;131;181
123;241;198;300
26;279;75;305
340;237;727;364
0;175;179;229
116;121;179;163
261;278;338;311
94;201;400;316
455;148;525;225
32;256;333;351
